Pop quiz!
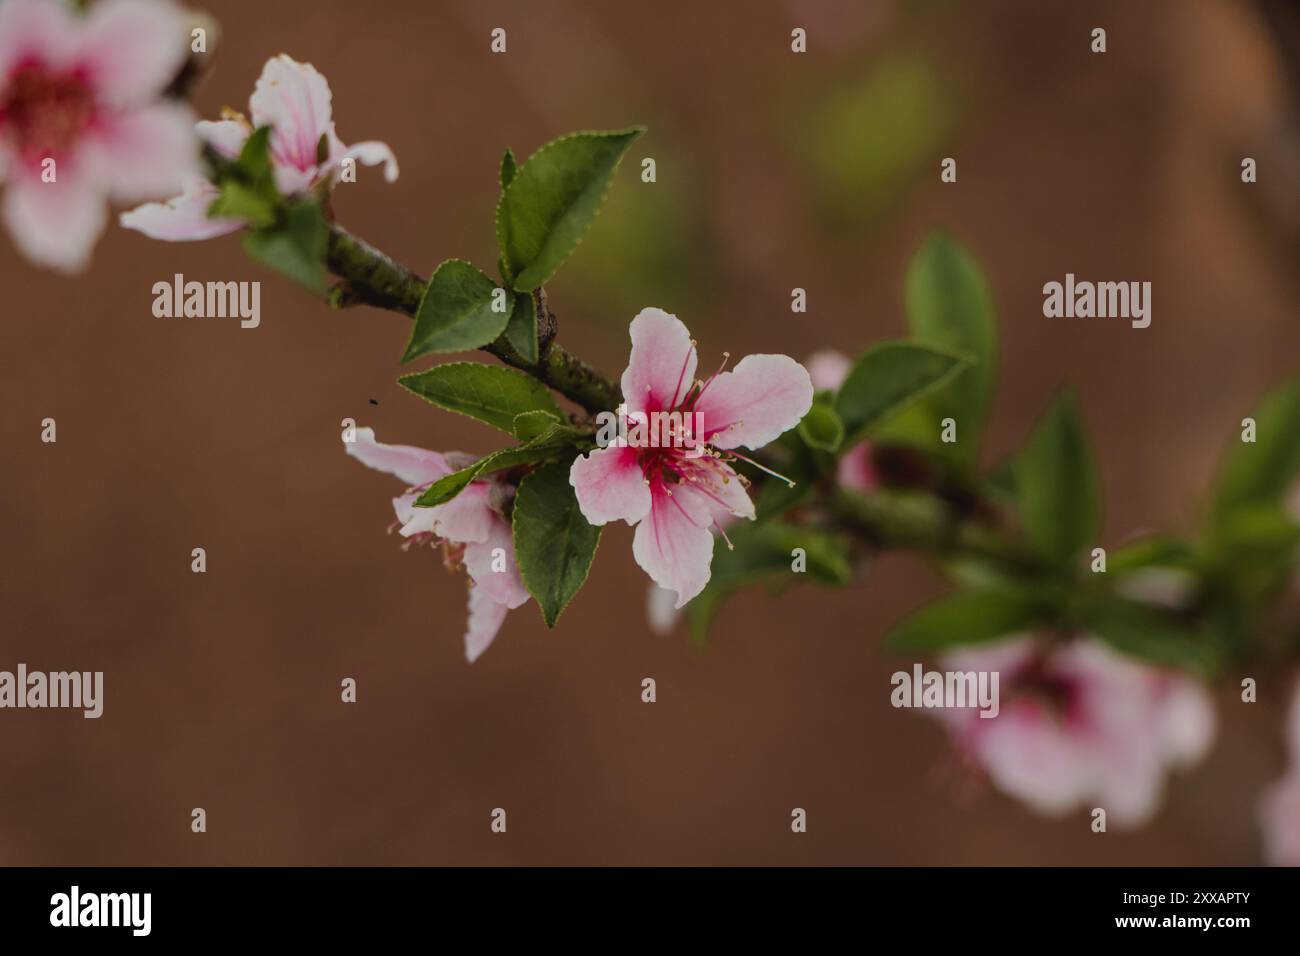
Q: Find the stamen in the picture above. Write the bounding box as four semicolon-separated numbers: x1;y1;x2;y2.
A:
714;519;735;551
689;351;730;409
728;449;796;488
669;339;697;410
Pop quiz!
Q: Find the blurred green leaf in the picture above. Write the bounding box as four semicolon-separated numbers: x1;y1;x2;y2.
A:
797;400;845;452
496;127;645;291
242;199;327;293
801;54;953;225
884;589;1038;653
1082;600;1221;675
1016;393;1099;566
688;522;852;644
1212;377;1300;518
1108;535;1197;574
904;231;998;459
835;341;971;444
207;180;276;228
209;126;278;226
404;260;510;361
398;362;563;435
514;461;602;627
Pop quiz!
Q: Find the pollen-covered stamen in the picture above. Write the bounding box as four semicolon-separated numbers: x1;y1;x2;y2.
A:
399;531;437;552
0;63;96;164
674;458;746;515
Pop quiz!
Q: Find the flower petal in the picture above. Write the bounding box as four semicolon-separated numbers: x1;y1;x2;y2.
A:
344;427;451;486
249;55;335;177
398;483;494;544
119;176;241;241
569;444;650;526
79;0;188;107
84;103;198;202
463;515;530;609
0;0;77;78
321;140;399;184
631;478;716;608
2;172;106;273
464;585;509;663
196;119;250;159
646;584;681;635
621;307;697;415
697;353;813;450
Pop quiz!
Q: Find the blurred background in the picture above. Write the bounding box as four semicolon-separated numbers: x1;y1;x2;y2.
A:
1;0;1298;864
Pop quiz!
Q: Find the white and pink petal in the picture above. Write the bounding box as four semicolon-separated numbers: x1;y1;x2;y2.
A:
698;353;813;450
620;308;697;415
569;444;650;526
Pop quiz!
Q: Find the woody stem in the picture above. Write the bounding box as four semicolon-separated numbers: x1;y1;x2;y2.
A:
324;224;622;415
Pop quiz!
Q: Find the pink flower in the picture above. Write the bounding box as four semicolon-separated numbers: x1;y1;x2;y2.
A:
1260;679;1300;865
570;308;813;608
805;349;852;392
836;444;876;493
0;0;196;270
345;427;528;662
934;636;1215;827
121;54;398;240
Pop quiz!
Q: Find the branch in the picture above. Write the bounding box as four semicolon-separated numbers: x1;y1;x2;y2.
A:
324;224;622;414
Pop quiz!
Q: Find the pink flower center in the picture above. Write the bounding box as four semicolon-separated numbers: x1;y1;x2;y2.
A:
0;62;96;164
1011;655;1087;727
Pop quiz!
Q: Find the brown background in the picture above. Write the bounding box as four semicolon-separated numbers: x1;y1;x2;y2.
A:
1;0;1298;864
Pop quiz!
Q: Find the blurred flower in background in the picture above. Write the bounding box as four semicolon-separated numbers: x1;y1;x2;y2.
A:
0;0;195;270
1259;679;1300;865
935;636;1216;827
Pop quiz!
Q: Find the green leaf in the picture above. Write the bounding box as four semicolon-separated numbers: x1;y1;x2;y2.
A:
511;409;561;441
1016;392;1100;566
496;127;645;291
500;148;517;190
688;523;852;644
207;180;276;228
1108;535;1197;574
797;400;845;452
242;199;327;293
1212;377;1300;518
398;362;563;435
903;231;998;458
503;291;539;364
883;589;1038;653
234;125;274;187
513;461;602;626
834;341;971;443
1082;600;1221;675
403;260;510;361
414;423;582;508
